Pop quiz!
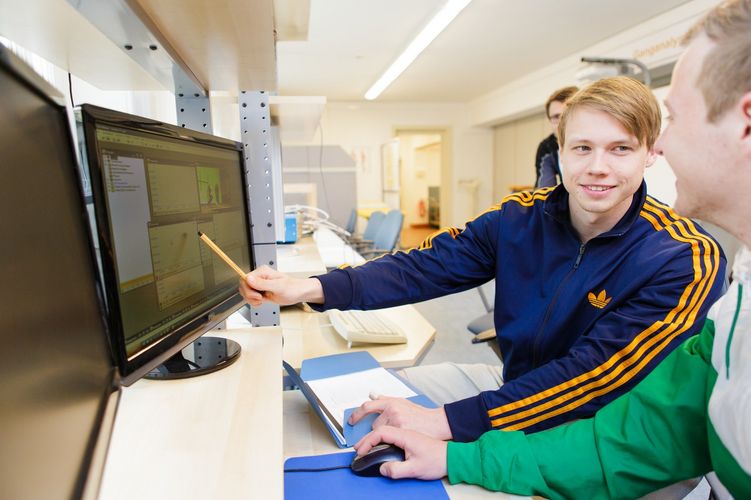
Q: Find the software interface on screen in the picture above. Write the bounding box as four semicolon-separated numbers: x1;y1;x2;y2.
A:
92;124;251;358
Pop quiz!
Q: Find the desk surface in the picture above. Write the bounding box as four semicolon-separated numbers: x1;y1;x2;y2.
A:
276;237;327;278
283;390;527;500
278;231;435;370
277;231;365;276
100;322;283;500
313;228;366;268
281;305;436;371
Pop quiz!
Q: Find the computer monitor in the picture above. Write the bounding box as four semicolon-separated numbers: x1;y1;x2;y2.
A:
0;46;118;499
79;104;254;385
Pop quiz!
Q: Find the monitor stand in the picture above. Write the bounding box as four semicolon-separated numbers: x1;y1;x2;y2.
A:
146;336;241;380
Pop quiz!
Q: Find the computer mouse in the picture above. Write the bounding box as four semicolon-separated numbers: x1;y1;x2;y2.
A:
350;443;405;477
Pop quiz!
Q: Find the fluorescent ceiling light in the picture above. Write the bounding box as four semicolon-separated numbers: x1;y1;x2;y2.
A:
364;0;472;100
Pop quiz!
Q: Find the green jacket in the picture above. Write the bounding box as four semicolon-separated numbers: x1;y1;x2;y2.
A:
447;250;751;499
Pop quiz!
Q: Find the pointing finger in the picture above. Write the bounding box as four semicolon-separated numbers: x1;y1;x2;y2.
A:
348;399;388;425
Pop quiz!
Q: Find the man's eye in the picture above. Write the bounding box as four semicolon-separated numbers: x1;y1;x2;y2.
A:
614;145;632;152
574;145;590;152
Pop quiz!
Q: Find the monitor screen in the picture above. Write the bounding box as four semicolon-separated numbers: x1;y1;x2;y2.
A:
80;105;253;385
0;47;118;499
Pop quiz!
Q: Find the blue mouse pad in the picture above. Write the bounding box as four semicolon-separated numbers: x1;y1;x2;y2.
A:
284;451;448;499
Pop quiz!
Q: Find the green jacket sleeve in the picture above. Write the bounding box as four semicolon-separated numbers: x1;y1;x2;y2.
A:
448;324;716;500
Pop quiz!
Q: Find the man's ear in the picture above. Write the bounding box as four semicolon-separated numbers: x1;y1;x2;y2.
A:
741;91;751;158
644;148;658;168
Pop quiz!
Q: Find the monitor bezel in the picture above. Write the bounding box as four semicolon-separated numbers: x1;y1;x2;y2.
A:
80;104;254;386
0;46;120;500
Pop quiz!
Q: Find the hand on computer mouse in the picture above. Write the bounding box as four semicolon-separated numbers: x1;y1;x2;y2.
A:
350;443;405;477
354;426;447;480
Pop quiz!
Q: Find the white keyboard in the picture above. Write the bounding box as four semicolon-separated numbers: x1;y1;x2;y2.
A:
328;309;408;347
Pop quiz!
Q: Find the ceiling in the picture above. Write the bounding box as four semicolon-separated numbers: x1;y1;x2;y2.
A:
276;0;692;102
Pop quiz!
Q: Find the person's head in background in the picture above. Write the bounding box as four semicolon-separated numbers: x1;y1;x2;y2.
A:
557;77;660;241
545;86;579;138
655;0;751;242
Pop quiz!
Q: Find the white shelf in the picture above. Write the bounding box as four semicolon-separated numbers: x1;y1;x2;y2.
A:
0;0;163;90
0;0;278;93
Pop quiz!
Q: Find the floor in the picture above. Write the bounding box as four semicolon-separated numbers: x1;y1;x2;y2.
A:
411;283;498;367
400;225;438;249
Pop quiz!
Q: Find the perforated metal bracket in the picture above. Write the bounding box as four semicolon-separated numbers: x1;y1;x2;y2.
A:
66;0;206;97
239;90;276;244
176;94;212;134
239;90;279;326
238;302;279;328
239;243;280;327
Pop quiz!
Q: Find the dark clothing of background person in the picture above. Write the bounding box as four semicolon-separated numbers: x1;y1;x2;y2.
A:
534;133;560;188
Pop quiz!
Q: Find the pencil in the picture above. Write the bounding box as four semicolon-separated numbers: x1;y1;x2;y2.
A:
197;231;247;279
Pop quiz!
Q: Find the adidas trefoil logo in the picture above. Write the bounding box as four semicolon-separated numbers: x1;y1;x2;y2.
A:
588;290;612;309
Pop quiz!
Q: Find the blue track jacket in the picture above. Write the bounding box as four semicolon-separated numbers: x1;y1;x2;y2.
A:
314;183;726;441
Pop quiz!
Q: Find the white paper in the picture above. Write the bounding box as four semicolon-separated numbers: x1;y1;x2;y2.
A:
307;367;416;428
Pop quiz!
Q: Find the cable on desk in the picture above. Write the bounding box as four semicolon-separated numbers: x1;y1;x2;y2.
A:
284;465;351;473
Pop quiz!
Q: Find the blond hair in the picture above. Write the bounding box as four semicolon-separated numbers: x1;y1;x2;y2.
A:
683;0;751;122
545;86;579;118
558;76;661;149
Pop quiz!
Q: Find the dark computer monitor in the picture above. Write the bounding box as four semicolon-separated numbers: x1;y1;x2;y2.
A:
79;104;254;385
0;46;119;499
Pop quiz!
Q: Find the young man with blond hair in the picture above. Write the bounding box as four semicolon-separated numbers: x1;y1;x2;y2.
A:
535;85;578;187
242;73;725;448
354;1;751;497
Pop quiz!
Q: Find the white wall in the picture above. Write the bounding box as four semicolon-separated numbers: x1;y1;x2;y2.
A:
644;85;678;206
1;36;177;124
68;72;177;123
492;112;548;199
302;101;493;227
468;0;721;127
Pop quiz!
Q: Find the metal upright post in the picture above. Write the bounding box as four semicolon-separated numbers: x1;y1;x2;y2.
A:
238;90;280;327
172;91;235;331
176;92;213;133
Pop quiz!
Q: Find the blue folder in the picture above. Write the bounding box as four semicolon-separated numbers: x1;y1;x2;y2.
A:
284;451;448;499
283;351;436;447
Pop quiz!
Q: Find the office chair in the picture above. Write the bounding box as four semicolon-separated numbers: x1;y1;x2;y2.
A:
350;210;386;249
468;284;494;333
344;208;358;235
360;209;404;259
468;282;498;357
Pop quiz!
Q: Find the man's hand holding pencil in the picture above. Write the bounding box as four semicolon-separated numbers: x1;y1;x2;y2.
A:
196;231;325;307
239;265;324;307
